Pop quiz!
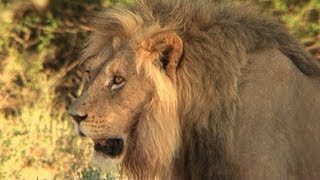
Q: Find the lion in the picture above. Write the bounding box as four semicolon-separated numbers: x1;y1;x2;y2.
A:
68;0;320;179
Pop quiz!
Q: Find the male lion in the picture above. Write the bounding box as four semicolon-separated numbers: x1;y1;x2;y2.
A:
68;0;320;179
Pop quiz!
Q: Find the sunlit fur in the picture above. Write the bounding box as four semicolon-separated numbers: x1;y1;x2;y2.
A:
80;0;320;179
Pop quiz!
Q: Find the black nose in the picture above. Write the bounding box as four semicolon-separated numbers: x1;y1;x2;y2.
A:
71;114;88;124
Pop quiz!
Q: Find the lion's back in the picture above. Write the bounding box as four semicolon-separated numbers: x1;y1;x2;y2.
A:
235;48;320;178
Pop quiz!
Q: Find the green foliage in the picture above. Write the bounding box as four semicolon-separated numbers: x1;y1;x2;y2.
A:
80;167;102;180
256;0;320;38
279;0;319;38
0;0;318;179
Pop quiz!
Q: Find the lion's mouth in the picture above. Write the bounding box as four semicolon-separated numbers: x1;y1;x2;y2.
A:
93;138;124;157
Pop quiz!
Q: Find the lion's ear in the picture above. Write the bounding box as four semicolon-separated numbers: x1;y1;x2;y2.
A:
150;32;183;80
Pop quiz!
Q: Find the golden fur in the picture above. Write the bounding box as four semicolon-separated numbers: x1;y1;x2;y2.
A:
69;0;320;179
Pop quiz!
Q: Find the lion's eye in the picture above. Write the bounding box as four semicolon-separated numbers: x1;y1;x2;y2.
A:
114;76;124;85
110;75;125;90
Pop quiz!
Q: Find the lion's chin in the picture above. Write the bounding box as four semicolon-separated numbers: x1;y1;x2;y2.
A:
90;150;123;172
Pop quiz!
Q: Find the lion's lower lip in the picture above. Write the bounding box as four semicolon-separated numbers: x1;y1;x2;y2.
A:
94;138;124;157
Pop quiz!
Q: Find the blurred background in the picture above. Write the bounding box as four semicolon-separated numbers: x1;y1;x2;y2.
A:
0;0;319;179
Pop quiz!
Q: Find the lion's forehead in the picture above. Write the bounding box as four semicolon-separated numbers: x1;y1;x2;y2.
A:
88;53;135;80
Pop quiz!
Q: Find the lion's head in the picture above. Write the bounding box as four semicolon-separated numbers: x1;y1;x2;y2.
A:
68;1;240;178
68;6;185;177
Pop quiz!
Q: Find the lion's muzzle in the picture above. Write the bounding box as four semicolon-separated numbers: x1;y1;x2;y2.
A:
94;138;124;157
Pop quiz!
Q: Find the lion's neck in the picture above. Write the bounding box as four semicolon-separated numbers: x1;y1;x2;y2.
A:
173;111;237;180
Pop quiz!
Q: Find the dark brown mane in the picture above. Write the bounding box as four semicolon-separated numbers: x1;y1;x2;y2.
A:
83;0;320;76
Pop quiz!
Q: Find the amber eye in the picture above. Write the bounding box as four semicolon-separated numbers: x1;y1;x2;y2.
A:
110;75;125;91
114;76;124;85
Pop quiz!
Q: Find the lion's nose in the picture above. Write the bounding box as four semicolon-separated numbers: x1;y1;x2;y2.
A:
68;109;88;124
71;114;88;124
68;101;89;124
